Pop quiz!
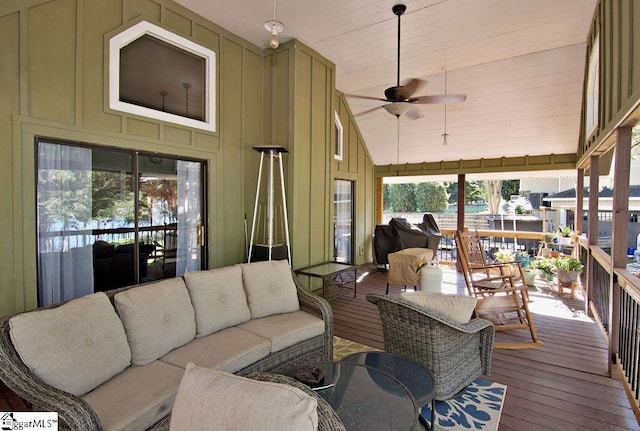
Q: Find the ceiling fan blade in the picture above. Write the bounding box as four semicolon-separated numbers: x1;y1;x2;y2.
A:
355;105;384;117
405;106;422;120
396;78;427;100
410;94;467;104
346;94;389;102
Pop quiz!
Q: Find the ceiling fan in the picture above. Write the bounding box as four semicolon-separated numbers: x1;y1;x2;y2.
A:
349;4;466;119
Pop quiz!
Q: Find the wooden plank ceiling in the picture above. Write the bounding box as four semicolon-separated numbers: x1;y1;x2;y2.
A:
176;0;597;168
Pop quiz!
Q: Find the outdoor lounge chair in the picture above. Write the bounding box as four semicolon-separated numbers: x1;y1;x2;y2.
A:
366;293;494;400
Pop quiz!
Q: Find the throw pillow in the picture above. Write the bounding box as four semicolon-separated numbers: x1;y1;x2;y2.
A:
9;292;131;396
400;291;478;324
169;363;318;431
240;260;300;318
114;277;196;365
184;265;252;337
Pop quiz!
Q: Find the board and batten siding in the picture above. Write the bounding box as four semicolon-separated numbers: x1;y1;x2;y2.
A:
0;0;265;316
579;0;640;163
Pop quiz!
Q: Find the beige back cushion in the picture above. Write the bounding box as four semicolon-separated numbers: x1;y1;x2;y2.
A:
183;266;251;337
9;292;131;396
115;278;196;365
241;260;300;318
400;292;478;324
170;363;318;431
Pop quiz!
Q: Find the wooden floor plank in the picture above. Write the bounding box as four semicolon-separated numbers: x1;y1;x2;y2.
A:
329;264;640;431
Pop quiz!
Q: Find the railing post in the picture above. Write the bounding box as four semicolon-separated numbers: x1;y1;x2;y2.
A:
587;155;599;318
609;126;632;372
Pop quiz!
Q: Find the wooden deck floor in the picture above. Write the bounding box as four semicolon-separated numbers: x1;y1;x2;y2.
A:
330;264;640;431
2;264;639;430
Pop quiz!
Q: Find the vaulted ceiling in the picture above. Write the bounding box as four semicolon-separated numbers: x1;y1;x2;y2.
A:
176;0;597;170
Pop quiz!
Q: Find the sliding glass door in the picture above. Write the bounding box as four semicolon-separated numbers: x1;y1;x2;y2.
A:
334;179;354;264
36;139;207;306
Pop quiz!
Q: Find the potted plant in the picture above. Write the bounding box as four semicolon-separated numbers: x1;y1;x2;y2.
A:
557;226;573;245
553;256;583;284
493;248;515;263
530;258;555;281
514;251;530;268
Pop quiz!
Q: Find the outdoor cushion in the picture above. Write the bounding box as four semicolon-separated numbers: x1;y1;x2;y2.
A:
83;360;184;431
241;260;300;318
160;326;271;373
114;278;196;365
238;311;325;352
400;291;478;324
9;292;131;396
183;265;251;337
170;363;318;431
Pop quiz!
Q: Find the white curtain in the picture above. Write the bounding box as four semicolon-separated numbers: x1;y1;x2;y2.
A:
176;161;201;276
37;142;94;306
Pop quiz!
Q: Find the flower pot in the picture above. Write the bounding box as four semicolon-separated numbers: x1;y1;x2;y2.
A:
557;269;580;284
523;270;536;286
515;255;530;268
541;248;551;258
544;272;555;282
558;237;572;245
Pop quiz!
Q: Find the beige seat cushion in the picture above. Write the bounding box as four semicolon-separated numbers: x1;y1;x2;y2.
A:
160;327;271;373
83;360;184;431
170;364;318;431
115;278;196;365
241;260;300;318
183;265;251;337
400;291;478;324
9;292;131;396
238;311;325;352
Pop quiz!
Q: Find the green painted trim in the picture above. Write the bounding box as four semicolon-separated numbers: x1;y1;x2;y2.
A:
375;153;578;177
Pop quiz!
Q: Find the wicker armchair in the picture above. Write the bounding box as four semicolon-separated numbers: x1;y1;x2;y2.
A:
366;293;494;400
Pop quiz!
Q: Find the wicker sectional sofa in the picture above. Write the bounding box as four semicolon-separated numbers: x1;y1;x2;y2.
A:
0;260;335;431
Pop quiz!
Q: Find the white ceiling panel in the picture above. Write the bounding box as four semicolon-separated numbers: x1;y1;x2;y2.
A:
175;0;597;166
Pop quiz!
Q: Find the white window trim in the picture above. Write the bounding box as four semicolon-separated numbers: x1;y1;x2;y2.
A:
109;21;216;132
334;111;344;161
585;34;599;139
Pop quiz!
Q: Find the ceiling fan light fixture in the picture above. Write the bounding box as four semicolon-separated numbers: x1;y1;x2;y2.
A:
383;102;412;118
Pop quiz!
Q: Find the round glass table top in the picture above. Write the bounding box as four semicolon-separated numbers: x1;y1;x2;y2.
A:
311;360;418;431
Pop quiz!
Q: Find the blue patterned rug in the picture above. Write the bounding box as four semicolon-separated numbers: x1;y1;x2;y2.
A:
333;338;506;431
419;377;506;431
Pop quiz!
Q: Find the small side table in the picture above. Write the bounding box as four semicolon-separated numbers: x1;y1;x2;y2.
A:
295;262;357;298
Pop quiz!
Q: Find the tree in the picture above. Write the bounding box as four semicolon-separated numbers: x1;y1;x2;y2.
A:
486;180;502;214
386;183;415;211
501;179;520;201
414;183;448;213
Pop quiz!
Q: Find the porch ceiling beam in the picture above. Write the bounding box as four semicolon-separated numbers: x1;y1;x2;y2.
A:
374;153;577;178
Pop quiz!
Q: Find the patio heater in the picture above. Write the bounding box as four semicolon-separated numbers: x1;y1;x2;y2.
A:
248;145;291;264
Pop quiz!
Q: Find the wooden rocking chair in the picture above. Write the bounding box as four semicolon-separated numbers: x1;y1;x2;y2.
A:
455;230;543;349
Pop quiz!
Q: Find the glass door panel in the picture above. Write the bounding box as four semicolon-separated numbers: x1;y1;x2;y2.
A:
334;179;354;264
36;140;206;306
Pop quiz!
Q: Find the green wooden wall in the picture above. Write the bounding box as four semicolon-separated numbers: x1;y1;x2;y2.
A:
578;0;640;164
262;41;376;273
0;0;375;316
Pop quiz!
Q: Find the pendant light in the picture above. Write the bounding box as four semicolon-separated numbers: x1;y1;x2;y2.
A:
442;69;449;146
264;0;284;49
